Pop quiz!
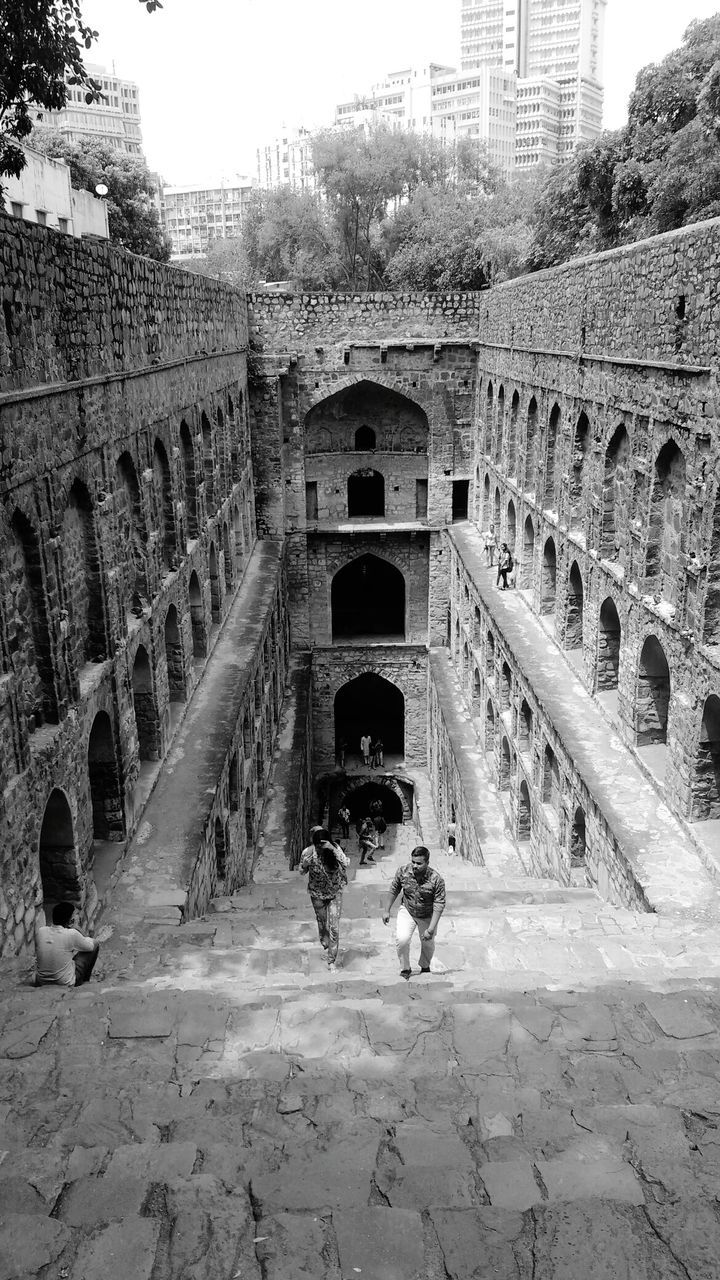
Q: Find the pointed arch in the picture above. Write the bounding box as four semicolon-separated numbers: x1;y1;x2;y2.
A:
88;711;125;841
116;452;148;612
566;561;584;650
636;635;670;745
335;672;404;757
9;507;57;726
544;403;560;508
569;411;590;530
524;396;538;492
601;424;630;560
180;419;199;540
153;439;177;572
541;537;557;616
597;596;621;691
62;479;106;671
645;439;686;604
507;390;520;478
331;554;405;641
39;788;80;907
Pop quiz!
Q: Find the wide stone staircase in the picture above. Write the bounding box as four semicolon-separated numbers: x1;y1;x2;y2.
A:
3;821;720;1279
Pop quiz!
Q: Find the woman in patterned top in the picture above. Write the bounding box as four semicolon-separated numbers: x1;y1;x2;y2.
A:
299;827;350;971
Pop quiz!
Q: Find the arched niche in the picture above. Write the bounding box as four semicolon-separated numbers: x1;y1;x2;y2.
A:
62;479;106;670
305;380;428;454
180;419;198;540
597;596;621;691
692;695;720;820
507;390;520;478
340;780;404;824
10;507;58;726
645;439;686;604
566;561;584;650
331;554;405;641
541;537;557;616
545;403;560;508
88;711;125;842
524;395;538;492
116;452;148;613
39;788;80;907
201;411;214;507
153;439;177;572
518;780;532;842
601;424;630;561
569;411;590;530
132;644;159;760
334;673;405;759
355;425;376;450
636;635;670;745
209;542;221;622
520;516;535;590
164;603;186;702
347;468;385;518
189;571;206;659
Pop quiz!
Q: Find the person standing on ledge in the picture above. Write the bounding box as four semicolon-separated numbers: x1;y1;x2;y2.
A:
382;846;446;979
35;903;101;987
360;732;372;767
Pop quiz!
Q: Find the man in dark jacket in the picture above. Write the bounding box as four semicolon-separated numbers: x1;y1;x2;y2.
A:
382;846;445;978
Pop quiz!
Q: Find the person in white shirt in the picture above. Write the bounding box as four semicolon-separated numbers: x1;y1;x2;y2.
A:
35;902;100;987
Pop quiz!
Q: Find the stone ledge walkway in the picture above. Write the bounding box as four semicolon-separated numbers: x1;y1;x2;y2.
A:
451;524;720;922
4;819;720;1279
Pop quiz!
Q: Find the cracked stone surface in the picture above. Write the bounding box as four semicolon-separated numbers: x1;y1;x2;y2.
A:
4;819;720;1277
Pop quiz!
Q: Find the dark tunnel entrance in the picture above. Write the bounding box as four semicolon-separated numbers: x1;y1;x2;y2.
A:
341;782;404;824
331;554;405;641
335;673;404;758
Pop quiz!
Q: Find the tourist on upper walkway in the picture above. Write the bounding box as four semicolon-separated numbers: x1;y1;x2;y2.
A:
299;827;349;971
360;733;372;766
382;846;446;979
483;522;498;567
338;805;351;840
497;543;513;590
35;903;101;987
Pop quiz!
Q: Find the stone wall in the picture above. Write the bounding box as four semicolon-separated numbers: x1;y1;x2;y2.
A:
311;648;429;771
473;218;720;833
247;290;483;351
0;214;284;954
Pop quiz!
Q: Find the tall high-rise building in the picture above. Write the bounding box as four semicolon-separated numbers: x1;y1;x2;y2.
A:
30;64;144;156
460;0;606;165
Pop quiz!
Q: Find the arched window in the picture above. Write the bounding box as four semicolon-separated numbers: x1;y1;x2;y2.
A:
355;425;376;450
495;385;505;464
348;469;385;517
201;411;214;507
507;499;516;557
518;780;531;841
543;744;560;813
485;382;494;455
209;543;221;622
189;571;206;659
332;555;405;641
500;735;512;791
571;807;587;866
519;699;533;753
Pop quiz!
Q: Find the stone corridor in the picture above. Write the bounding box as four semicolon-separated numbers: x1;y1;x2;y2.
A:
3;816;720;1279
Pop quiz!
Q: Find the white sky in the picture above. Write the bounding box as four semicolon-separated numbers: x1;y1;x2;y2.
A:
81;0;720;185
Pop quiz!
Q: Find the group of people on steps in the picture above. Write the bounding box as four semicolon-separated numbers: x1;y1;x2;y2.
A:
299;801;446;979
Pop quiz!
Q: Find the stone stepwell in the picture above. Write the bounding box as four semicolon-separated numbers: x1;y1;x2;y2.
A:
3;821;720;1278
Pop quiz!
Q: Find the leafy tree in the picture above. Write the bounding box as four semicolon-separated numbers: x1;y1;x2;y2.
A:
528;15;720;269
28;127;171;260
0;0;161;183
185;236;248;286
242;186;344;290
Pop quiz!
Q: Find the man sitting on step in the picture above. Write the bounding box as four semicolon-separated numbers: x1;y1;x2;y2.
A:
382;846;446;979
34;903;101;987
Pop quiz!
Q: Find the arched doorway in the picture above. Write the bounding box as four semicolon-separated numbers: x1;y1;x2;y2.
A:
180;420;198;540
88;711;125;842
601;425;629;561
348;469;385;517
569;412;590;530
545;403;560;508
518;780;531;842
339;781;404;825
39;789;80;907
209;542;221;622
331;555;405;641
214;816;227;886
693;695;720;820
636;636;670;745
335;673;404;759
524;396;538;492
645;440;685;605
